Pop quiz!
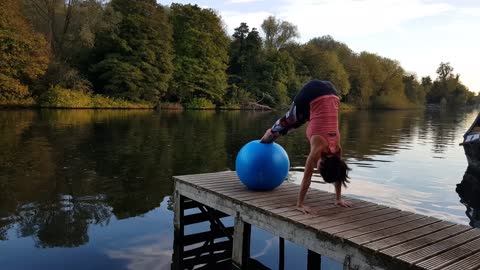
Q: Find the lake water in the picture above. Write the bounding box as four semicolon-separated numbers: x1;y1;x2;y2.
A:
0;108;478;270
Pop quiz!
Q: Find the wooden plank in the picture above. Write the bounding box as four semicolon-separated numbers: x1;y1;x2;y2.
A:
268;195;342;214
289;198;378;221
241;189;330;207
364;221;455;251
175;171;234;180
224;187;298;201
183;199;203;210
207;183;292;197
415;238;480;269
235;190;306;205
191;180;245;190
349;217;441;246
182;251;231;269
254;190;333;208
183;240;232;258
184;211;230;226
293;204;387;223
331;213;426;238
261;193;336;210
381;225;471;257
176;174;236;184
184;174;238;184
440;250;480;270
183;227;234;246
396;229;480;264
280;200;377;221
313;208;405;232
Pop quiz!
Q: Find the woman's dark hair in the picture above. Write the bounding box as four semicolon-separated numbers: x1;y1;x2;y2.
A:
319;156;351;187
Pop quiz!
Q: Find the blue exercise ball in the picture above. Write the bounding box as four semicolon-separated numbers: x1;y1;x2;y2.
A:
235;140;290;191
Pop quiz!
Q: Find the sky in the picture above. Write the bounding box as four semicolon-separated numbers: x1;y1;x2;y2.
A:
162;0;480;92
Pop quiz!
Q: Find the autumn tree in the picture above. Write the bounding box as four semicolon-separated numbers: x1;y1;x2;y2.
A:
0;0;49;103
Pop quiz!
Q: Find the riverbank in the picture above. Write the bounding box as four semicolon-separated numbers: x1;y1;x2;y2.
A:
0;87;430;111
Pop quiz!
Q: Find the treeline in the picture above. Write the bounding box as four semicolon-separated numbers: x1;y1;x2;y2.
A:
0;0;476;109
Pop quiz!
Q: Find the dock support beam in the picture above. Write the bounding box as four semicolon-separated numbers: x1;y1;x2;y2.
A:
279;237;285;270
307;250;321;270
232;215;251;269
172;191;184;270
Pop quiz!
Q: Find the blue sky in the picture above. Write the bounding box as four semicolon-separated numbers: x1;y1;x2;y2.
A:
162;0;479;92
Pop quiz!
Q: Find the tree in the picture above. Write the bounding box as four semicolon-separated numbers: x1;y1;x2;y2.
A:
426;62;475;105
169;4;229;104
346;55;374;107
90;0;174;102
21;0;107;96
403;74;425;105
0;0;49;102
436;62;454;81
300;44;350;97
261;16;299;50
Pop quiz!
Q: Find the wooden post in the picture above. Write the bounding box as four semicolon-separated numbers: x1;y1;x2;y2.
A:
279;237;285;270
172;191;184;270
232;214;251;269
173;191;184;230
307;250;321;270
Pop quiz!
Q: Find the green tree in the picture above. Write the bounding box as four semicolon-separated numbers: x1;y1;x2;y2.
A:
89;0;173;102
426;62;474;105
169;4;229;104
436;62;454;81
227;23;266;103
301;44;350;97
261;16;299;51
346;55;374;107
258;50;296;106
403;74;425;105
0;0;49;102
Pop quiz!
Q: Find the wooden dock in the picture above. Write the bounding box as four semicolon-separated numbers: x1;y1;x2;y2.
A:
172;171;480;270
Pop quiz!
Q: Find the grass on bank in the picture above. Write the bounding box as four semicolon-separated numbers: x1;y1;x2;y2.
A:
0;97;37;108
39;86;154;109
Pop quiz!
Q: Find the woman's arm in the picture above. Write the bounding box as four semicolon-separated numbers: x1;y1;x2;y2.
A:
297;136;323;209
260;129;280;143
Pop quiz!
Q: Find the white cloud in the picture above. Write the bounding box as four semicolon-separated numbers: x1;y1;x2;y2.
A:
458;7;480;17
220;10;273;35
227;0;262;3
275;0;454;40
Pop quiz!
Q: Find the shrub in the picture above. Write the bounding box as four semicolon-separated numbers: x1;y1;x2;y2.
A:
185;97;216;110
39;86;154;108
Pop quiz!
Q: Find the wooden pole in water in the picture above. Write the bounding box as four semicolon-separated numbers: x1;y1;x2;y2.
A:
232;214;251;269
279;237;285;270
307;250;321;270
172;191;184;269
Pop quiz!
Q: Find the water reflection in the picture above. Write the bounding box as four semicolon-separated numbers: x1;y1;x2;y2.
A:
457;166;480;228
0;108;477;269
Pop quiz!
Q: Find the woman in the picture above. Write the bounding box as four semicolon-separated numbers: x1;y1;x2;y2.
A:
260;80;351;214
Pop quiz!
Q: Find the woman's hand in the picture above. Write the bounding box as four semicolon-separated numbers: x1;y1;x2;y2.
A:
296;205;318;214
260;129;279;143
334;199;352;207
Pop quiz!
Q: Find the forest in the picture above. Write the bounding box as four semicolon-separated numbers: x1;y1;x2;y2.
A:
0;0;476;109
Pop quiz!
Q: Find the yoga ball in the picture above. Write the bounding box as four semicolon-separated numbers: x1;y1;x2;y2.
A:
235;140;290;191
